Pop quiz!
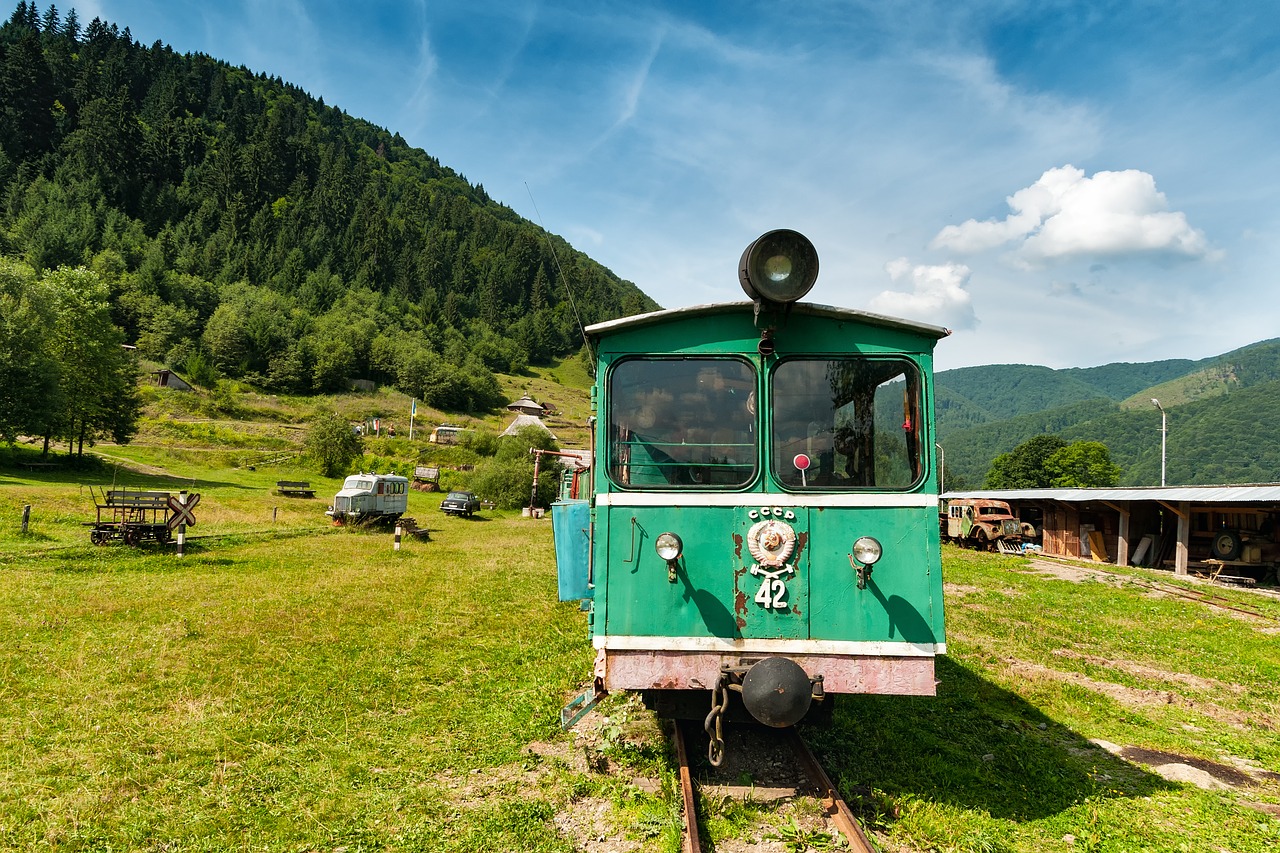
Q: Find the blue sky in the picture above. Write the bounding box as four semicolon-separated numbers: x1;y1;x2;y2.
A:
76;0;1280;371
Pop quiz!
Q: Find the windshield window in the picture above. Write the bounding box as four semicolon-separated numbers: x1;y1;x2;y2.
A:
771;358;923;490
608;358;757;488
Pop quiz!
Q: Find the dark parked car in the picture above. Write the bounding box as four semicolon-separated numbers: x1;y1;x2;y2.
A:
440;491;480;517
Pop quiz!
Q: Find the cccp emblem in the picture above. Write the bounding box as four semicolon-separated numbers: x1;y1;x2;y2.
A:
747;519;796;567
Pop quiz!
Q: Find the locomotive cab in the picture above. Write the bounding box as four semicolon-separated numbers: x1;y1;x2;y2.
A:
557;231;949;760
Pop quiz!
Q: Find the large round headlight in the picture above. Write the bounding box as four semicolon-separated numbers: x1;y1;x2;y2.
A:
738;230;819;304
656;532;683;562
852;536;882;565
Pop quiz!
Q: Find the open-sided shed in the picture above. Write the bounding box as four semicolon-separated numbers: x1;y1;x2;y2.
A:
944;485;1280;581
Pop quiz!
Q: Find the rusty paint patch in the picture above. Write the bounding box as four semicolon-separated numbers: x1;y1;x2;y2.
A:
732;532;743;559
795;531;808;562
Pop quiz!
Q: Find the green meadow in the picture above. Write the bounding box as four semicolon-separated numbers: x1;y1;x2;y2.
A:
3;413;1279;851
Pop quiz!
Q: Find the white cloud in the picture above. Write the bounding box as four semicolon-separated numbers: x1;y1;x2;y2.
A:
869;258;977;331
931;165;1213;265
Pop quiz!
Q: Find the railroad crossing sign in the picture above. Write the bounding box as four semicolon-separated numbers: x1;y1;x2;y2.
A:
167;493;200;529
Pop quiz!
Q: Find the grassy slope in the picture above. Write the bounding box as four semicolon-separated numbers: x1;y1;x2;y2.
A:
2;383;1279;850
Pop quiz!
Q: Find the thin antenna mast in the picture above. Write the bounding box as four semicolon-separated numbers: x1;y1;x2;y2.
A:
524;183;595;362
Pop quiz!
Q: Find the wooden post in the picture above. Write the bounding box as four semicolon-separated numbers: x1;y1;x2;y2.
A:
21;504;30;534
1175;501;1190;576
394;525;403;551
177;490;187;558
273;506;278;523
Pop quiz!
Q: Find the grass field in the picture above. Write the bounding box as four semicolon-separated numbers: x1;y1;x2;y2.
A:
3;428;1280;851
0;464;609;851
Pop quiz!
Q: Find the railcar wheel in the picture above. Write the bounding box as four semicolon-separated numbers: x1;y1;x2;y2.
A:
123;528;139;546
90;529;107;545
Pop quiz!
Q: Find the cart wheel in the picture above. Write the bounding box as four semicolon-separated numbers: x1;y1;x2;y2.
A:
156;527;172;544
90;529;107;546
123;528;138;546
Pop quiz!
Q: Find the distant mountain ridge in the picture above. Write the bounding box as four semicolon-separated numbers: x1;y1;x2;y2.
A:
936;338;1280;488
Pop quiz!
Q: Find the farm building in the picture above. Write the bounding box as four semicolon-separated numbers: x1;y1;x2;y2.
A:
502;413;555;439
151;369;193;390
945;485;1280;583
507;395;546;416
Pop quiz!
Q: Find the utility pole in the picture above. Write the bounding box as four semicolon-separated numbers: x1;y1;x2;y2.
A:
1151;399;1167;487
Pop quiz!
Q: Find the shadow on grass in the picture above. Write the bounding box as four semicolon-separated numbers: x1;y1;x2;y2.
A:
808;656;1172;823
37;530;335;570
1;455;248;492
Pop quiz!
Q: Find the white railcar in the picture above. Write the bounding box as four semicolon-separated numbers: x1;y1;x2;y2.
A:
326;472;409;524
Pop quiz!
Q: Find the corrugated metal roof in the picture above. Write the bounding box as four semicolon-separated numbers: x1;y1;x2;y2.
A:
943;484;1280;503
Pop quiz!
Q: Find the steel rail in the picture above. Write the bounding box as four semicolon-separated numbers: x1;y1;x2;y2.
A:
1127;578;1276;621
1029;558;1278;622
673;720;703;853
787;729;878;853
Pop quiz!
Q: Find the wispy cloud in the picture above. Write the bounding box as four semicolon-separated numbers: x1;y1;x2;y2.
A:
397;0;439;135
613;24;664;129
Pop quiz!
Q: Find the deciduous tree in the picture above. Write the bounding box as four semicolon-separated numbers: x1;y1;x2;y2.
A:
983;434;1068;489
1045;441;1122;488
43;265;141;456
0;258;60;444
305;411;361;477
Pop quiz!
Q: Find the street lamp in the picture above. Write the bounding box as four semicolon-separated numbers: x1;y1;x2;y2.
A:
1151;398;1167;487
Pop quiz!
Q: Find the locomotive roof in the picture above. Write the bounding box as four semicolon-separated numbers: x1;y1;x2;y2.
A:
585;300;952;341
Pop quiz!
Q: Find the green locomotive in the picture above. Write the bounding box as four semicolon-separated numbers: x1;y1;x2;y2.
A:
555;230;949;763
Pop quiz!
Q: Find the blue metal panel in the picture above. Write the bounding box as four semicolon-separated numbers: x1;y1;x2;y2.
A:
553;500;593;601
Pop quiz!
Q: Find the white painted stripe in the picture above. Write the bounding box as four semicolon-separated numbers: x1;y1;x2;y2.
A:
593;635;944;656
595;492;939;508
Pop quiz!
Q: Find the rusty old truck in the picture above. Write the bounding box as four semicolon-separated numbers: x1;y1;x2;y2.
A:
940;498;1033;551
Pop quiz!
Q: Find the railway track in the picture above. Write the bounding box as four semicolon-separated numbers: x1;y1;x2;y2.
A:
672;719;878;852
1028;557;1280;623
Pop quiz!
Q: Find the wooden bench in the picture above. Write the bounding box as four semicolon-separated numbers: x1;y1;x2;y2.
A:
275;480;316;498
106;490;171;509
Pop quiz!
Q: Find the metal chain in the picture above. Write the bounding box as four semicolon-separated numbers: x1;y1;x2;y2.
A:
704;676;728;767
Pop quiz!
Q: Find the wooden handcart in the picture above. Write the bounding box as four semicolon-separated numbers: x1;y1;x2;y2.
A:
86;487;177;546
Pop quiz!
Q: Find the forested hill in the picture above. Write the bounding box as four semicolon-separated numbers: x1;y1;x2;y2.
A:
0;2;658;407
937;338;1280;488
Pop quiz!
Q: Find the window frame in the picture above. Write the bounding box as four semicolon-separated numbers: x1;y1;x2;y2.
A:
604;355;760;491
767;355;926;493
